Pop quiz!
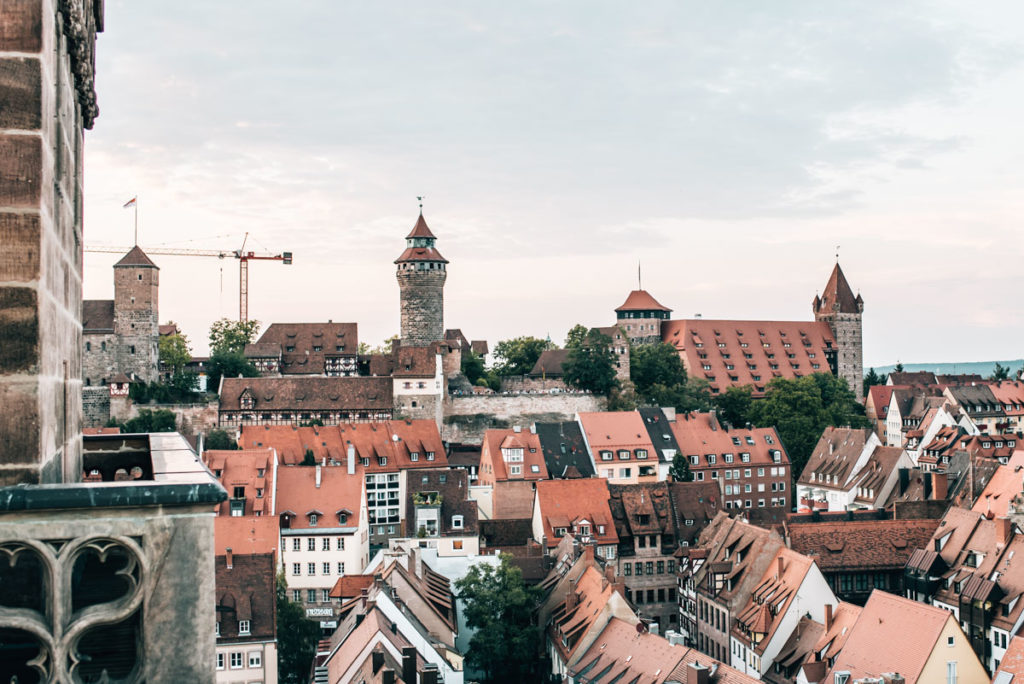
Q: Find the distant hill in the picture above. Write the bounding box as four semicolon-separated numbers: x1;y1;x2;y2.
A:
868;360;1024;379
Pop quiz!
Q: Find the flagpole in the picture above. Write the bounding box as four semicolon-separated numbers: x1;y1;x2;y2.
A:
134;196;138;245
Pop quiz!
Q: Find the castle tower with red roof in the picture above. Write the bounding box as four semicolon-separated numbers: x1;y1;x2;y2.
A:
813;262;864;402
615;289;672;346
395;212;447;346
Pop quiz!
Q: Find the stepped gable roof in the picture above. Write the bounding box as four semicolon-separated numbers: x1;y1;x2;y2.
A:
215;552;276;642
82;300;115;332
661;319;836;397
797;426;873;487
114;245;158;268
406;212;436;239
535;421;595;479
534;478;616;548
813;262;860;314
220;376;392;414
203;448;277;516
823;590;960;684
615;289;671;313
786;518;939;572
253;322;358;373
240;420;445;470
214;516;280;556
275;465;364;531
529;349;569;377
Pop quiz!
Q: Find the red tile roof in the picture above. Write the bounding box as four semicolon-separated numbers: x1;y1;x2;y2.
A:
215;552;277;642
220;376;393;413
662;319;836;396
203;448;277;516
480;428;548;483
615;289;672;313
275;465;364;530
971;450;1024;518
114;245;158;268
254;322;358;373
214;516;280;556
406;212;436;239
786;519;940;572
241;420;446;470
813;263;861;314
994;635;1024;681
578;411;658;461
823;590;962;684
732;548;813;655
535;479;617;548
990;380;1024;418
329;574;374;600
671;412;789;468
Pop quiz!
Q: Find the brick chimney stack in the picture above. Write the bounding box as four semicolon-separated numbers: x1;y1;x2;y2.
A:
226;547;233;570
825;603;833;632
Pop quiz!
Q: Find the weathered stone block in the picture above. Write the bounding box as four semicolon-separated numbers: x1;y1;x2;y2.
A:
0;0;43;52
0;286;38;371
0;57;41;129
0;211;40;282
0;134;42;207
0;380;40;464
0;466;40;486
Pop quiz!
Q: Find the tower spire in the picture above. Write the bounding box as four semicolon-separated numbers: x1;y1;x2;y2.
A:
417;195;425;215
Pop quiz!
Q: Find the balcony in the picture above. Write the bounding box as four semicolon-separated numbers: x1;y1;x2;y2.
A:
0;432;226;682
799;496;828;511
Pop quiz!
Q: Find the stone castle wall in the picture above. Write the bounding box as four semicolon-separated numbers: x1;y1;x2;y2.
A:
442;393;604;444
82;387;111;426
397;269;445;345
82;332;117;385
113;265;159;383
500;376;570;393
0;0;99;484
816;309;863;402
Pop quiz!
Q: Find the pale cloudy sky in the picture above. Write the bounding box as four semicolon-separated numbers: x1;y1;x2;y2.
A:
82;1;1024;367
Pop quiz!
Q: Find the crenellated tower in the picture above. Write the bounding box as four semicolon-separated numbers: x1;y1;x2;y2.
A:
813;262;864;402
395;212;447;346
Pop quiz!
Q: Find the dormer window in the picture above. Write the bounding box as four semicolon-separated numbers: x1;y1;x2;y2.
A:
410;452;419;461
636;449;648;460
361;457;369;467
309;513;318;527
452;515;464;529
239;390;255;410
601;451;613;461
618;450;630;460
426;452;435;460
238;620;250;636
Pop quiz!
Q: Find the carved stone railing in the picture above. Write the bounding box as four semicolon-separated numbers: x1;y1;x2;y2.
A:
0;432;226;682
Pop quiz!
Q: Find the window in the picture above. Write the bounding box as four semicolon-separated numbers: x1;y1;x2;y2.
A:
452;515;464;529
946;661;957;684
453;540;464;550
337;562;345;574
308;562;316;575
238;620;250;635
646;561;654;575
410;452;419;461
635;562;644;576
248;651;262;668
292;563;301;575
601;451;613;461
292;538;300;551
322;538;330;551
230;652;243;669
337;537;345;550
307;538;316;551
624;563;632;576
426;452;435;461
307;589;316;602
309;513;318;527
619;468;631;478
636;449;648;460
323;562;331;575
510;465;522;475
657;561;665;574
690;455;699;465
322;588;330;602
292;589;301;602
724;454;734;463
618;450;630;460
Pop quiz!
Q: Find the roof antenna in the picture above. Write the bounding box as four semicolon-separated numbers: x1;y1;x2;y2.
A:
417;195;425;215
638;261;642;290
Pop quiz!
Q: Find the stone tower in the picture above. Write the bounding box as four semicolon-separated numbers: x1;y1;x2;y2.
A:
395;212;447;346
113;246;160;382
615;289;672;346
813;263;864;402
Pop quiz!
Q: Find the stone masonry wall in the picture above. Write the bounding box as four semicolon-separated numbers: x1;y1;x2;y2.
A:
113;264;159;382
397;268;445;346
82;386;110;426
82;331;116;385
0;0;99;484
815;308;863;403
442;393;604;444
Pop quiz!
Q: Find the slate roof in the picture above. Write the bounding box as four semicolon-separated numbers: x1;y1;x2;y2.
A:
947;384;1002;416
114;245;158;268
253;322;359;374
535;421;595;478
220;376;392;413
661;319;836;396
530;349;569;377
615;289;672;313
215;552;276;643
812;263;861;314
638;407;680;462
82;300;115;332
404;468;479;537
786;519;940;572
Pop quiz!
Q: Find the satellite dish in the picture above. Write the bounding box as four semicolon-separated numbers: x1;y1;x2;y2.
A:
392;434;399;442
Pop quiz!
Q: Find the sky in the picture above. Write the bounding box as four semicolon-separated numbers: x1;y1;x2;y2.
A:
82;1;1024;366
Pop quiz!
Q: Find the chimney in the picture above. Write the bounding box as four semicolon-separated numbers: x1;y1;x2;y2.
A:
688;662;711;684
372;650;385;674
825;603;833;632
530;424;536;434
226;547;233;570
898;468;909;495
347;444;356;475
360;587;369;609
709;410;719;431
932;471;948;501
923;472;932;500
315;464;322;488
421;663;439;684
584;544;595;564
381;668;396;684
402;646;416;684
997;517;1014;545
513;425;522;433
777;555;784;577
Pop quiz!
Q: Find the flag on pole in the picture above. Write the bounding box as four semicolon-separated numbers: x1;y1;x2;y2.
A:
123;197;137;209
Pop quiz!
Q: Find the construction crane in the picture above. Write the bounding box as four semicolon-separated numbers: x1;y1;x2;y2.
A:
85;233;292;322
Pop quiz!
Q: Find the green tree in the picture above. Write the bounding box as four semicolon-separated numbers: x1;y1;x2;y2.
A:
207;350;260;392
748;373;870;479
276;573;321;684
493;336;553;377
893;361;905;374
564;323;589;350
205;429;238;450
862;367;889;396
669;452;693;482
990;363;1011;381
159;328;192;375
461;349;486;385
113;408;177;433
714;384;754;427
302;448;316;466
455;555;543;684
630;343;712;412
209;318;261;355
562;329;618;395
372;334;399;355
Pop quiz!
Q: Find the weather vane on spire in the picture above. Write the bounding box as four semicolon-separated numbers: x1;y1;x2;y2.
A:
417;195;425;213
835;245;841;262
